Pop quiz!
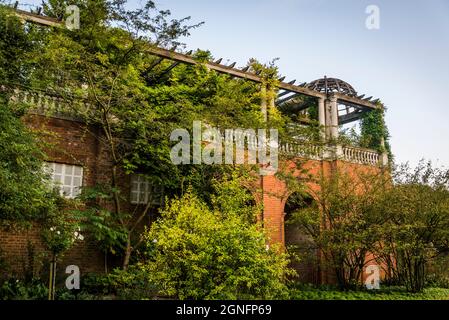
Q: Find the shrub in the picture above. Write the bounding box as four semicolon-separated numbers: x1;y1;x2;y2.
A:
82;267;158;300
141;191;294;300
0;278;48;300
425;273;449;289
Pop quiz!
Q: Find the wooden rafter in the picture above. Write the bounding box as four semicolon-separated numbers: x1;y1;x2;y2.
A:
276;93;301;105
339;109;367;125
14;8;62;27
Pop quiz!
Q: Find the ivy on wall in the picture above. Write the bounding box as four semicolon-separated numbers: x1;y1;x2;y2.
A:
359;103;392;161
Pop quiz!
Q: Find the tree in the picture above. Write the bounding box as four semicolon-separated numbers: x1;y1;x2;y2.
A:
291;168;388;290
0;105;55;226
0;6;57;228
35;0;298;270
33;0;207;269
141;177;293;299
374;161;449;292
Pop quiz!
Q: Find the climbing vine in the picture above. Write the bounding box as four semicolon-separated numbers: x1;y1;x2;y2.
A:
359;103;392;161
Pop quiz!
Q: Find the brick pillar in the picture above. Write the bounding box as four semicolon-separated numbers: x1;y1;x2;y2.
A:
261;175;286;245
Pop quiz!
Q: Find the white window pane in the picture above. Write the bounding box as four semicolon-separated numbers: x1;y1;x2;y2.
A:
130;174;161;205
45;163;84;199
73;177;81;187
54;164;63;174
63;186;71;196
64;176;72;186
65;165;73;175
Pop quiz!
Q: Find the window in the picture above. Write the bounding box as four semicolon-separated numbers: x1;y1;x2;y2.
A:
46;162;83;198
130;175;163;205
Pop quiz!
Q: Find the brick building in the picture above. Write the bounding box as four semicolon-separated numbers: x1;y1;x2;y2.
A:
0;15;389;282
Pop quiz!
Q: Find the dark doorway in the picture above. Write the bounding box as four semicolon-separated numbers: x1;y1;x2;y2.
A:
284;192;319;284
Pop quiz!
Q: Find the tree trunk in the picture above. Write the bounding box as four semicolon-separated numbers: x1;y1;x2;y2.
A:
122;235;132;270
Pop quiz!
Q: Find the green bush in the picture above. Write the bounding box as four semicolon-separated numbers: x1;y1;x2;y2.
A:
141;190;294;300
55;289;97;300
82;267;158;300
0;278;48;300
425;274;449;289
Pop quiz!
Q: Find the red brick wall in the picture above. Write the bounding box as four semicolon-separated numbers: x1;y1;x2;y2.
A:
0;225;104;278
1;115;108;278
1;114;387;285
258;158;386;284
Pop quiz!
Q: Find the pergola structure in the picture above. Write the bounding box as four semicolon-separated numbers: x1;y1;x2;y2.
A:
12;7;387;162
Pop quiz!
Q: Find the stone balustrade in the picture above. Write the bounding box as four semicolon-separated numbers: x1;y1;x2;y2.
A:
280;143;383;166
5;86;88;120
6;86;386;167
279;143;322;160
342;146;380;166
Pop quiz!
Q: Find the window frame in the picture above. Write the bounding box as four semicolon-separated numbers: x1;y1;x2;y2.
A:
130;174;163;205
45;162;84;199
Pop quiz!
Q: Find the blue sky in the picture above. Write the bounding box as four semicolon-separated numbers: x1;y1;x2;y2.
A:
23;0;449;167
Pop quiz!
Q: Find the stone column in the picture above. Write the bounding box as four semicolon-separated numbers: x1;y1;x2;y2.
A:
329;95;339;140
318;97;326;141
325;99;332;140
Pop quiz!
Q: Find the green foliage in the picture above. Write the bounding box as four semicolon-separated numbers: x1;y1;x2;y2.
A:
0;278;48;300
290;284;449;300
425;273;449;289
35;0;274;269
373;161;449;293
360;107;392;159
141;184;293;300
74;185;128;255
0;5;33;84
291;169;389;290
81;267;158;299
41;207;83;255
210;173;260;223
0;102;58;227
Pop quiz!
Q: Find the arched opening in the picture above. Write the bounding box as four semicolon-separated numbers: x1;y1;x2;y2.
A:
284;192;320;284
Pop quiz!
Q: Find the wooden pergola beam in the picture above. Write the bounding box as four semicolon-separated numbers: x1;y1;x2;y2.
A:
339;110;367;125
276;93;302;105
14;8;62;27
335;93;379;110
144;46;328;99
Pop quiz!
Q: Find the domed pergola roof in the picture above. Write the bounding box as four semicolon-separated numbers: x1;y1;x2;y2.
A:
306;77;357;97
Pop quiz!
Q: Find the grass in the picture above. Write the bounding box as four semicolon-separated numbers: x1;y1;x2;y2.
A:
290;285;449;300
